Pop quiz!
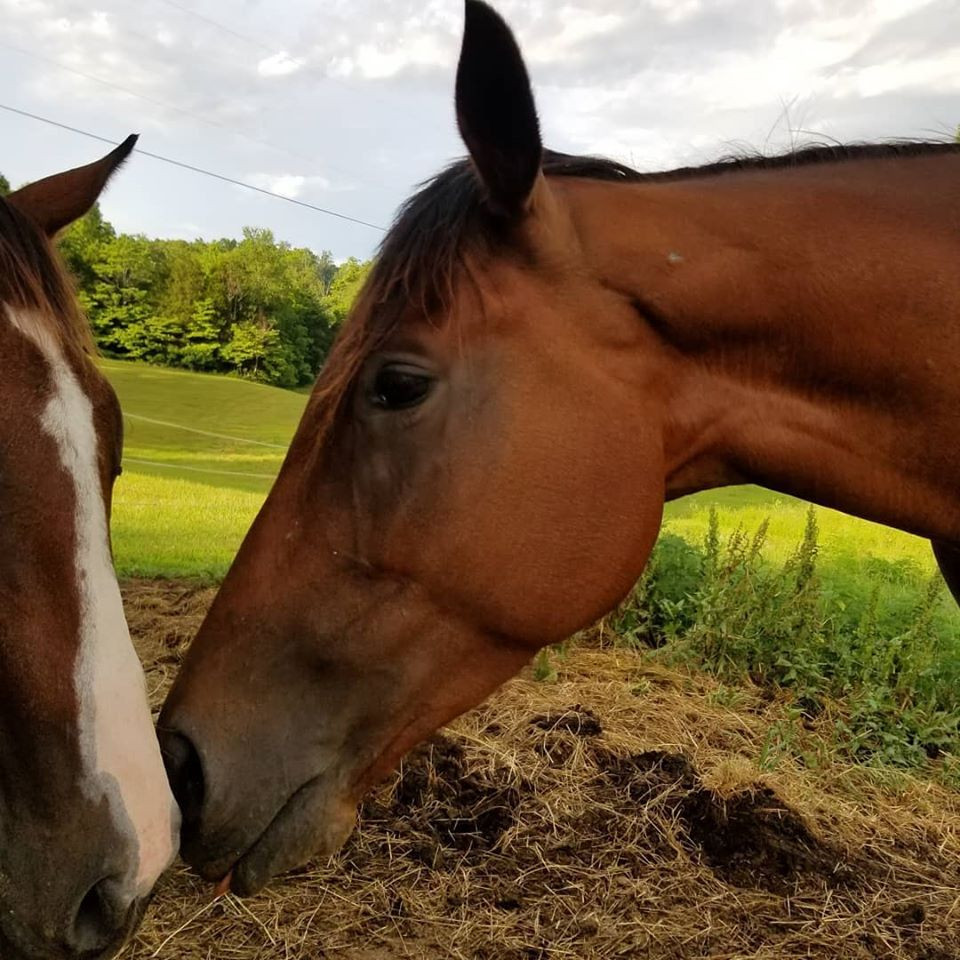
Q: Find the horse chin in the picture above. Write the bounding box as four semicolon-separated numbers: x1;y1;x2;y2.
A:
227;779;357;897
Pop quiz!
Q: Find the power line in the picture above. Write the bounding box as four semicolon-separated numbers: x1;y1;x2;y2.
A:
0;37;352;176
123;412;288;448
0;39;289;159
123;456;276;479
153;0;281;57
0;103;386;231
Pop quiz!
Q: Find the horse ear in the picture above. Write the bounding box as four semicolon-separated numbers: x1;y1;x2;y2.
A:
7;135;138;237
455;0;542;218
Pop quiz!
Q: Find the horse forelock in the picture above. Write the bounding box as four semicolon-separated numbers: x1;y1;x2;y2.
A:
308;159;498;450
0;196;94;362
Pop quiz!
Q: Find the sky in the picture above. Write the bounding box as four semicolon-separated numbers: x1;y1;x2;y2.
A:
1;0;957;262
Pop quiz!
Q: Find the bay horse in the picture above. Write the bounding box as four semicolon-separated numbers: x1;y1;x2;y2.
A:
160;0;960;896
0;142;178;958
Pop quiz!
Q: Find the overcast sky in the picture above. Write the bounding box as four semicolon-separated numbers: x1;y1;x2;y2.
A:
2;0;957;261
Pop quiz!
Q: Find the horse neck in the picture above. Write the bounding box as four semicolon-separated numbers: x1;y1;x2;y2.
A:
561;152;960;542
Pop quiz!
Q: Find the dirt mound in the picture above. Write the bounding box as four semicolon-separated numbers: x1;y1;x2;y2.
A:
684;784;855;892
122;580;960;960
359;735;523;865
594;747;698;798
593;749;852;892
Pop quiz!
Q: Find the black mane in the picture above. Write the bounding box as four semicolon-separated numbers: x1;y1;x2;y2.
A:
367;139;960;316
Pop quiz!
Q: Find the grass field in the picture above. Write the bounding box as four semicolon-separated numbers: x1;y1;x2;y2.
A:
103;360;304;578
104;358;948;588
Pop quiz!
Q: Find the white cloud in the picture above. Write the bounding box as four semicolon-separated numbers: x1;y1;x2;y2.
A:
246;173;332;198
39;8;113;38
526;6;623;63
833;48;960;97
640;0;703;26
329;33;450;80
257;52;303;78
88;10;111;37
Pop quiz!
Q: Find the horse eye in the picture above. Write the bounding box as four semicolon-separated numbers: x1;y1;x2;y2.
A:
370;367;433;410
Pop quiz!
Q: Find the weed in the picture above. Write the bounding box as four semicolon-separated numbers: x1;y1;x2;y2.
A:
615;508;960;770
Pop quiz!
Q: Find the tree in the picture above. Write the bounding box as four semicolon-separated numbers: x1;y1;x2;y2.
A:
325;257;371;324
46;200;365;386
59;204;116;298
179;298;222;370
84;234;168;359
222;320;280;379
0;173;10;197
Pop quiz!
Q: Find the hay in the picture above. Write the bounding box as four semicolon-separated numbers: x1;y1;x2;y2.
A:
121;581;960;960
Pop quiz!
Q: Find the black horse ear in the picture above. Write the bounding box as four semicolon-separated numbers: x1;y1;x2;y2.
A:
455;0;542;218
7;135;138;237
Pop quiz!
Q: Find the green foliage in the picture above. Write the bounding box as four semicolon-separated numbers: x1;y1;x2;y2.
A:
57;209;369;387
533;649;558;683
611;533;704;644
0;172;10;197
325;257;372;323
616;507;960;769
532;641;571;683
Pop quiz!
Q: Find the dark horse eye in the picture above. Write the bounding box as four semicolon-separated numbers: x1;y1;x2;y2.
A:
371;366;433;410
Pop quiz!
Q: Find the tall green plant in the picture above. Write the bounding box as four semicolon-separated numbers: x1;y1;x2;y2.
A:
615;508;960;769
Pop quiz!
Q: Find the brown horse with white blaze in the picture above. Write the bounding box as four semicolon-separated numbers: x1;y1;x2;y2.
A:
0;142;179;959
160;0;960;896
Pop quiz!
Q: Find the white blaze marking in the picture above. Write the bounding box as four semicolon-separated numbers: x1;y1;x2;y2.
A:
7;307;179;897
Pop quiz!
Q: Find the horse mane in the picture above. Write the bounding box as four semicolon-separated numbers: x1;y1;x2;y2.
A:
0;196;94;358
311;139;960;442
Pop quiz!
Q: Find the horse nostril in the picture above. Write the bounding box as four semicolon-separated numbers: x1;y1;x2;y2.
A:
159;728;205;831
69;877;133;954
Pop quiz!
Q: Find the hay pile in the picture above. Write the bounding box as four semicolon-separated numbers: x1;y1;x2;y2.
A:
122;581;960;960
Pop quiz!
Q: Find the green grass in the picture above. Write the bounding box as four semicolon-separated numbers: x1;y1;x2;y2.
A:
662;487;957;638
102;360;305;577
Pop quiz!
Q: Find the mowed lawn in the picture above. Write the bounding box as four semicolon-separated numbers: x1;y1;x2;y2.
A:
103;360;305;578
103;359;949;608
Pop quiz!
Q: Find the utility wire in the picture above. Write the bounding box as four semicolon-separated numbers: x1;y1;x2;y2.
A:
0;40;286;157
154;0;281;57
0;103;387;231
0;37;353;176
148;0;454;141
123;412;288;448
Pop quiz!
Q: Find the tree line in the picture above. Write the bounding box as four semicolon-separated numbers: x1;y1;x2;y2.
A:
1;172;370;388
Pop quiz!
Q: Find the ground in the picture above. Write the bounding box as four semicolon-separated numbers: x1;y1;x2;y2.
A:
122;581;960;960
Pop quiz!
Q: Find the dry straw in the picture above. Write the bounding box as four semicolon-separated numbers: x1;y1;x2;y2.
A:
123;582;960;960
